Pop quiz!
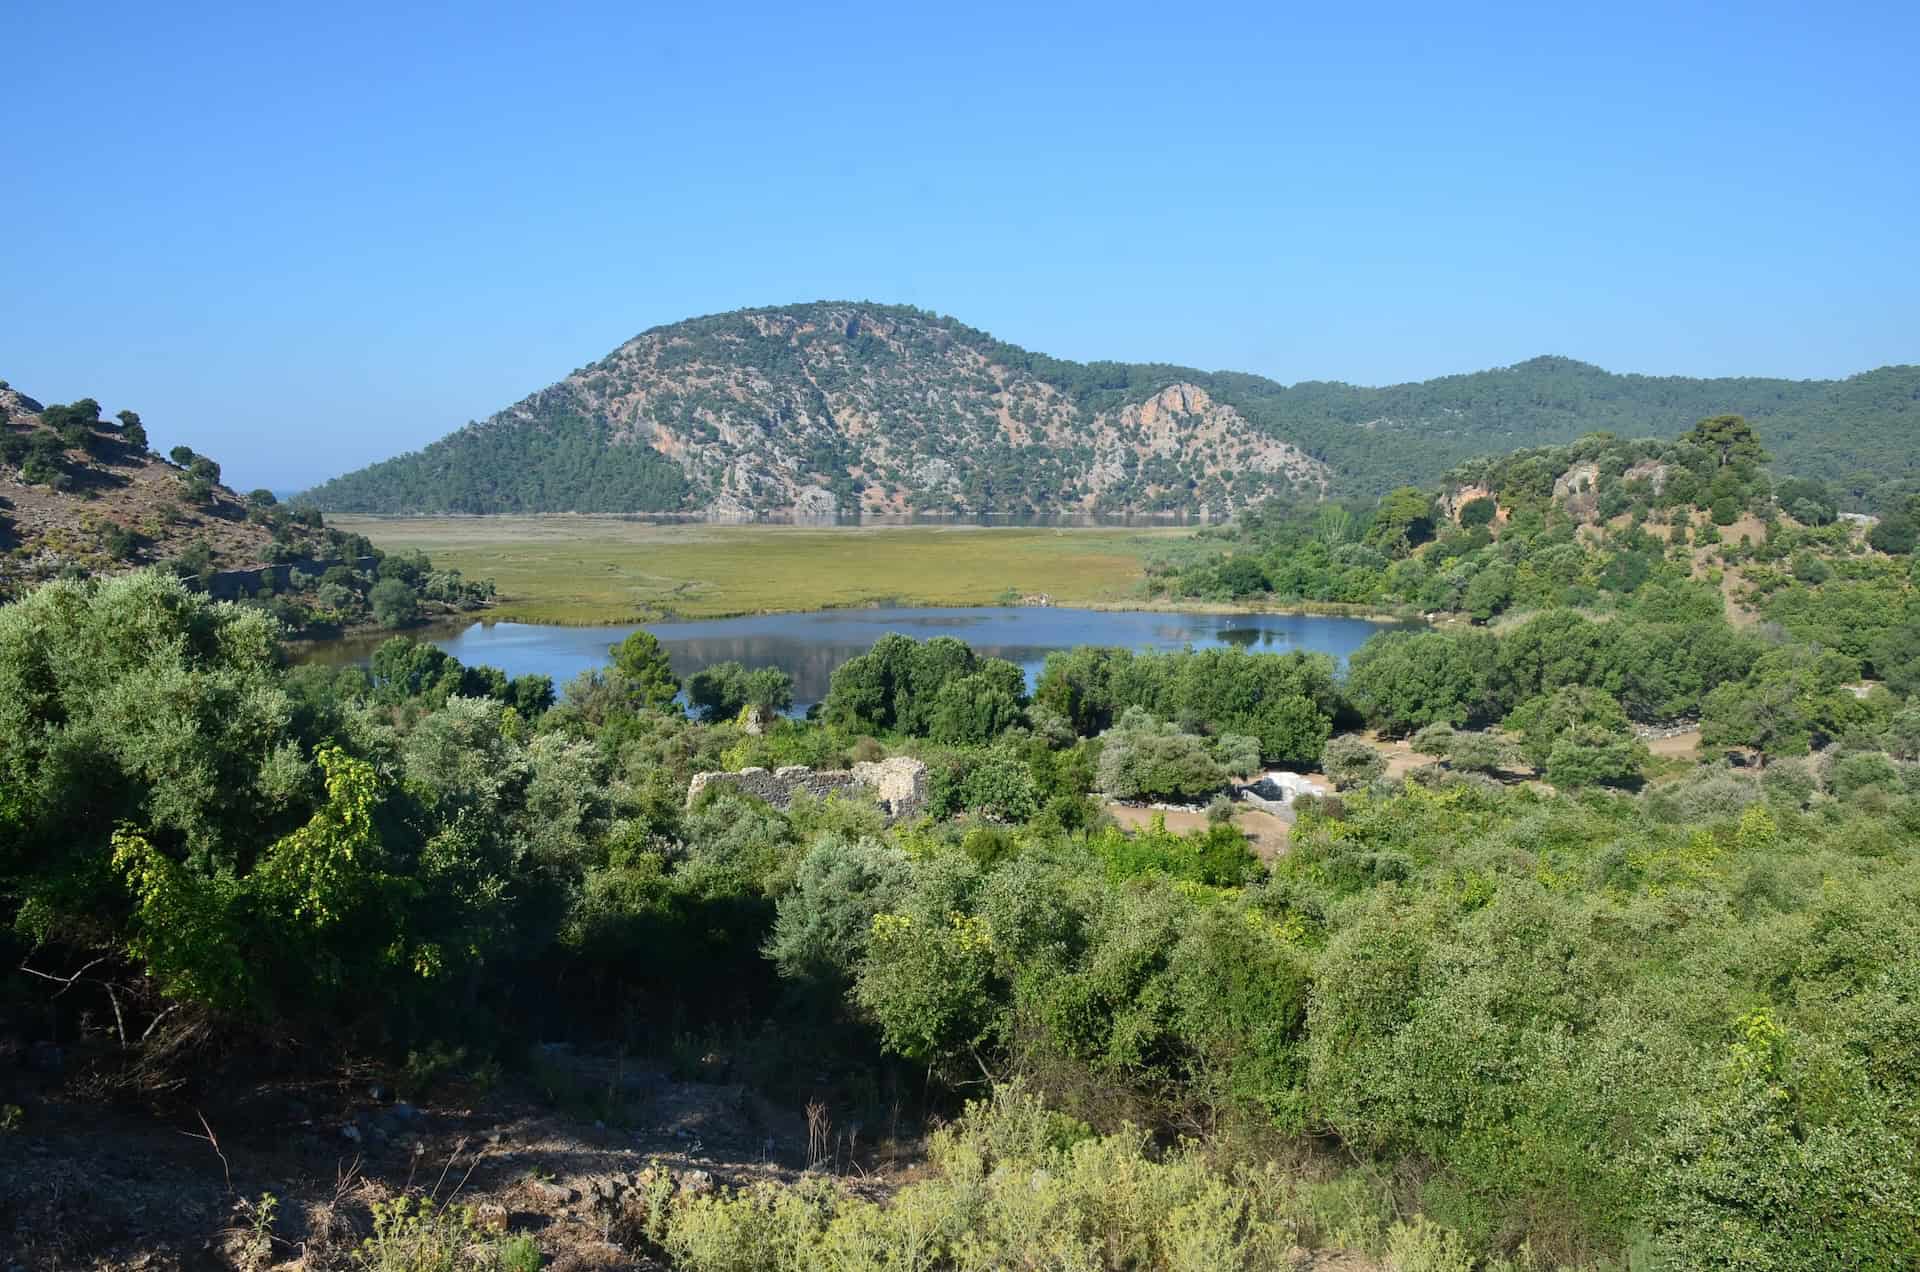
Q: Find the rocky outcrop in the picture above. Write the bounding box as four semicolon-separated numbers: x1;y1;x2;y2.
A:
1081;384;1331;510
687;757;929;822
1437;483;1502;526
1553;461;1602;522
1622;460;1670;495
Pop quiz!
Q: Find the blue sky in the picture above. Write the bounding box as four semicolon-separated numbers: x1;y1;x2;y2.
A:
5;1;1916;490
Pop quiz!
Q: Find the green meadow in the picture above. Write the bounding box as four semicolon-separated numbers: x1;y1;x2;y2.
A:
327;516;1197;623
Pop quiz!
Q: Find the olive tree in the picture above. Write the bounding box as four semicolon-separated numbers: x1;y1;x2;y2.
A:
1321;735;1386;789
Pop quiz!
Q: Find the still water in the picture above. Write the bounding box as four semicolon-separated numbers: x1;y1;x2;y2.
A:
299;607;1400;709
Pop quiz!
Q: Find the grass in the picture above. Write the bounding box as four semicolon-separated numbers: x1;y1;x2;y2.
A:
328;517;1196;624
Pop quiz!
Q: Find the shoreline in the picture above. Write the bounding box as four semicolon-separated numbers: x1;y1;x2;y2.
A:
300;596;1426;632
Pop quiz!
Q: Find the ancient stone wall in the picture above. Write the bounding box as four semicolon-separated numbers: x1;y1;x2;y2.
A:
686;756;929;822
850;756;931;819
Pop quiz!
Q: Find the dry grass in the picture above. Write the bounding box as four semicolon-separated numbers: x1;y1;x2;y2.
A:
328;517;1195;624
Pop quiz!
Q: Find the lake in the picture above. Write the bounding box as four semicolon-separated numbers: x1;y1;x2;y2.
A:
298;607;1402;709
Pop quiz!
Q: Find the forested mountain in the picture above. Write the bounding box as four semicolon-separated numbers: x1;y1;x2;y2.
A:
302;302;1918;516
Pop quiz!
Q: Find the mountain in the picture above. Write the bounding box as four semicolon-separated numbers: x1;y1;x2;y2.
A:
302;302;1919;516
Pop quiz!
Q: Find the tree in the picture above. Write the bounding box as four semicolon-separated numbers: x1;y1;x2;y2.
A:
0;571;300;944
1457;496;1497;529
767;836;913;987
1506;686;1636;770
115;409;148;451
168;445;195;467
1409;722;1456;759
367;577;419;628
1699;647;1862;765
1218;555;1270;598
686;661;751;722
1494;610;1615;711
1544;726;1646;789
1869;515;1916;556
927;667;1026;745
508;674;556;717
687;661;795;722
1870;623;1920;697
853;898;999;1077
41;400;103;453
1685;414;1769;470
1462;563;1513;622
1215;732;1262;778
744;666;795;713
1035;645;1131;735
1321;735;1385;789
958;746;1041;821
1446;730;1510;775
1775;477;1836;525
1348;629;1501;735
608;630;680;712
1316;503;1354;547
1096;714;1227;801
1366;487;1436;556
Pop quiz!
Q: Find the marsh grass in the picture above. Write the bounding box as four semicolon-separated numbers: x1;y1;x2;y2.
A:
327;518;1195;624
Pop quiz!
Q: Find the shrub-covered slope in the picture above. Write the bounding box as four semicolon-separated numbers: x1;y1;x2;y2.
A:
0;385;336;596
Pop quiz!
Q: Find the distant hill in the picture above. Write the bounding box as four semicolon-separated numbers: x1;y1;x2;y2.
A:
299;302;1917;516
0;384;345;597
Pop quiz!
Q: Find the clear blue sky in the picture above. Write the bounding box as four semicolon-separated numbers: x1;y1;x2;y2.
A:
5;1;1916;490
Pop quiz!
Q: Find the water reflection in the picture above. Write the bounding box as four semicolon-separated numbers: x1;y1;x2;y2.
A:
297;606;1405;710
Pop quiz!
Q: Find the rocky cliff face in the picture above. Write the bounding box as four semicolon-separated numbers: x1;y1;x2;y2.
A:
305;303;1330;517
493;307;1327;516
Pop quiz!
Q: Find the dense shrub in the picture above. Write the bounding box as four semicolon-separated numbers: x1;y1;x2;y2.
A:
1321;735;1385;789
368;576;419;627
1095;712;1227;801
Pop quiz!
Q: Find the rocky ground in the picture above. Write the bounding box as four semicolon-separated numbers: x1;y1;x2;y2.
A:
0;1037;898;1271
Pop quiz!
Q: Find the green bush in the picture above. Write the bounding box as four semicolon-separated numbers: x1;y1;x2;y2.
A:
1095;713;1227;801
665;1083;1303;1270
368;577;419;627
1322;735;1385;789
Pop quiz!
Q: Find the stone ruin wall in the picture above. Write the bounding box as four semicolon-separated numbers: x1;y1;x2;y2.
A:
686;756;929;822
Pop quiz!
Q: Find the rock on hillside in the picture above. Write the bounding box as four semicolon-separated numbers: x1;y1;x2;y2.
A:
0;385;339;595
303;302;1331;518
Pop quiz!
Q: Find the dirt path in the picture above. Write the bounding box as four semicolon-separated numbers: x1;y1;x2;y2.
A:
1104;803;1294;859
1646;728;1701;760
1366;733;1428;780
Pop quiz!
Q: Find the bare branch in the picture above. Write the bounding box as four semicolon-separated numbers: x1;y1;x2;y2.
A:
181;1110;235;1196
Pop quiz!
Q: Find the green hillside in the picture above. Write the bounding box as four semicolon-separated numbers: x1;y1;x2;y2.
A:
303;302;1918;515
